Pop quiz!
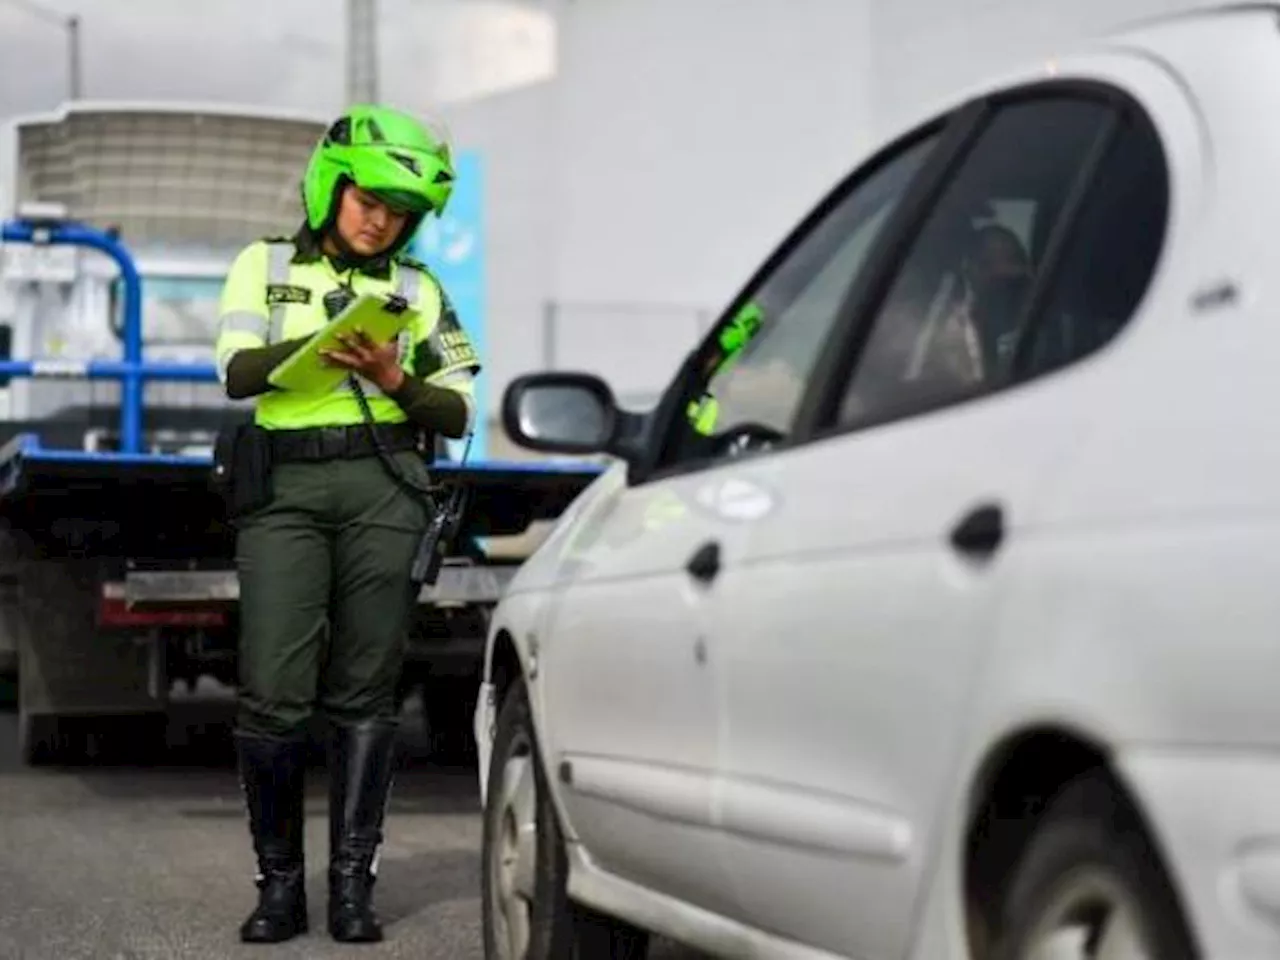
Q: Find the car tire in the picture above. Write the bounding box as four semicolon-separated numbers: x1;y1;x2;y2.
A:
989;771;1198;960
481;677;649;960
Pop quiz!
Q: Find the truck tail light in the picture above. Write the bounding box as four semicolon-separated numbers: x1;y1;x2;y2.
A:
98;583;227;629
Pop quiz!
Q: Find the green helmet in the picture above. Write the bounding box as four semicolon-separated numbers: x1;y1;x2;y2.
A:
301;105;455;234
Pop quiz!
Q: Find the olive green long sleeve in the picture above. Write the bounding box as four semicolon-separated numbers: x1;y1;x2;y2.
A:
386;376;469;438
223;338;310;400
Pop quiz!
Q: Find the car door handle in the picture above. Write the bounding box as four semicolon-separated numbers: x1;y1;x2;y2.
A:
950;503;1004;558
686;541;721;583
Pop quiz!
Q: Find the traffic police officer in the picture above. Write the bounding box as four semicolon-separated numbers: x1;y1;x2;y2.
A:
214;105;480;945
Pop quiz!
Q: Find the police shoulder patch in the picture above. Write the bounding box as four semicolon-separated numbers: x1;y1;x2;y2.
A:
266;284;312;305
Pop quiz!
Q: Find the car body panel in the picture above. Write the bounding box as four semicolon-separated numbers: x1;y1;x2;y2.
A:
535;460;777;918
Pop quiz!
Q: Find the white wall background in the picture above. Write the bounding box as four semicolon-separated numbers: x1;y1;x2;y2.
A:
544;0;874;400
532;0;1213;405
870;0;1211;131
0;0;1220;420
443;80;558;397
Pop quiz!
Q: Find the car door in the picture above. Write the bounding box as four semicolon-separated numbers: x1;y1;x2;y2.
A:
538;128;944;919
537;455;764;918
710;87;1177;959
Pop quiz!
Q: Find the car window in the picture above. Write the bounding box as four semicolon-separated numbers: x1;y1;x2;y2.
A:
836;97;1120;427
664;132;940;466
1016;107;1168;377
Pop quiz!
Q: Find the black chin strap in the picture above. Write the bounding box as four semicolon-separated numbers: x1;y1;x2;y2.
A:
325;228;385;275
320;208;425;276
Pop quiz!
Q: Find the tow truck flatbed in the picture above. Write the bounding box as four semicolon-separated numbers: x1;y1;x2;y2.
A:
0;432;605;539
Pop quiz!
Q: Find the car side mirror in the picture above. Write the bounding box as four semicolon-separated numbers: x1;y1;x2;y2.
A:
502;372;627;457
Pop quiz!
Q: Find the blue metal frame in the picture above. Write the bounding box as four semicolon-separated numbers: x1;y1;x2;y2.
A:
0;219;219;454
0;218;604;478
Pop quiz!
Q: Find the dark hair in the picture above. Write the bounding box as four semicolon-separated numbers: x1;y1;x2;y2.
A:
971;222;1028;264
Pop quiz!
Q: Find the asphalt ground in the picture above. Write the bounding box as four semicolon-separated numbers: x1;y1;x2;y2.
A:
0;686;703;960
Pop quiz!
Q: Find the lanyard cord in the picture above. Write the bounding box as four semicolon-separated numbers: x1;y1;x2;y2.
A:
332;273;477;512
328;270;440;506
332;272;479;584
348;372;440;505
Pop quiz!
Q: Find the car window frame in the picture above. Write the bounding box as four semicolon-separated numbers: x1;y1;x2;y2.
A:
627;111;967;486
625;77;1168;488
794;78;1169;443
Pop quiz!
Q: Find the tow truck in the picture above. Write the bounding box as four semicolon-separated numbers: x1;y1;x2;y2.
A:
0;102;600;764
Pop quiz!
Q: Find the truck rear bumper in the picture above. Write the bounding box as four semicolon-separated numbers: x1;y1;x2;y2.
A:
122;561;517;608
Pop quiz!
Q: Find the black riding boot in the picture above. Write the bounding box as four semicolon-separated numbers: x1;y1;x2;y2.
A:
327;719;399;942
235;731;309;943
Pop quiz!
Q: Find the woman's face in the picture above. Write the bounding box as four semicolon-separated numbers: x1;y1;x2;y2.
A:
334;186;409;257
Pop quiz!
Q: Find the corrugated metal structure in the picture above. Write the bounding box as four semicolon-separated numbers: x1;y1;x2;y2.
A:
9;101;323;255
0;102;326;432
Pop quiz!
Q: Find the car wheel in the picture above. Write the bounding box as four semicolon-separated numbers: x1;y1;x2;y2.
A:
481;677;649;960
989;772;1198;960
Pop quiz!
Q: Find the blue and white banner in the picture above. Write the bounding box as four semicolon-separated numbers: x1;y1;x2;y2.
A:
411;150;488;461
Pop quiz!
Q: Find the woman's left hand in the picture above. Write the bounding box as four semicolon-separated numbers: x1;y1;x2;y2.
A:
321;329;405;392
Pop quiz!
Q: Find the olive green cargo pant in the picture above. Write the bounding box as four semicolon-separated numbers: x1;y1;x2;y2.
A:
234;451;431;737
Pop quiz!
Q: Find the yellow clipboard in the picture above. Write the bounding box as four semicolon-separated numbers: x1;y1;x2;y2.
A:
267;293;418;393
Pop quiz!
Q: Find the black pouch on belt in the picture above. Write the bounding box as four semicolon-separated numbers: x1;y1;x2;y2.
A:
212;423;275;520
411;485;468;587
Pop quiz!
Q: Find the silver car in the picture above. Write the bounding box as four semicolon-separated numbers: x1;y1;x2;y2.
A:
475;6;1280;958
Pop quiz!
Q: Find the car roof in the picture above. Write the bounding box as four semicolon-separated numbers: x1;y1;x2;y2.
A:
867;2;1277;151
1102;1;1279;37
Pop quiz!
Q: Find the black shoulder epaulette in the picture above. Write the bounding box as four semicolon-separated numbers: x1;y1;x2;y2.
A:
394;252;436;276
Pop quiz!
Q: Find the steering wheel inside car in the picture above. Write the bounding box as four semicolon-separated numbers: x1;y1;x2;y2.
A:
715;422;786;457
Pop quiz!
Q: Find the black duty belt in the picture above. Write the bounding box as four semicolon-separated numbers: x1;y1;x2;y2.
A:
267;423;424;464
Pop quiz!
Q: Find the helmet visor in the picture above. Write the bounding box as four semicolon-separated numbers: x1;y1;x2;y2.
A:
368;187;432;215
